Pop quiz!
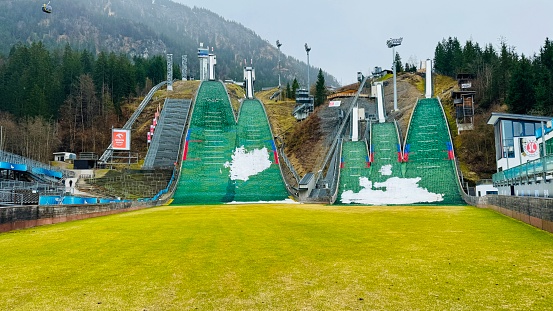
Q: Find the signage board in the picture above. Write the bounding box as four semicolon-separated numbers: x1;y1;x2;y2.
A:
112;129;131;150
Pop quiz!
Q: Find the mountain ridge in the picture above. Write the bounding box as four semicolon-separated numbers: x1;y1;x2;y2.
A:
1;0;339;88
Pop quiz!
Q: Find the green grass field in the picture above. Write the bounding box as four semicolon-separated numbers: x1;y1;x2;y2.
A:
1;204;553;310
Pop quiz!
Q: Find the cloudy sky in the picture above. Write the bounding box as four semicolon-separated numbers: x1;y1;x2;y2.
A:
173;0;552;85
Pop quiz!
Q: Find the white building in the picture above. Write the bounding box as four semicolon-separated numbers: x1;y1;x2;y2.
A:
488;112;553;197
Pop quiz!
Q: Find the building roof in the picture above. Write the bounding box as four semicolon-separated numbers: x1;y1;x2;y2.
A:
487;112;552;125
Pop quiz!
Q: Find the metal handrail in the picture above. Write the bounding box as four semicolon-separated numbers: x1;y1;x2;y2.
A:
99;80;167;163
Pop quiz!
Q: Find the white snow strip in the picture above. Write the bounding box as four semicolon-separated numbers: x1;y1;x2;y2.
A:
224;146;271;181
341;176;444;205
379;164;392;176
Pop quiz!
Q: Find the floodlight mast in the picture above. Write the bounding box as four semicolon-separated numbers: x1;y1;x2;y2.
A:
387;37;403;111
305;43;311;95
276;40;282;89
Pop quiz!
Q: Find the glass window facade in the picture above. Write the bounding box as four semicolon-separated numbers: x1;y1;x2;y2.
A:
496;120;540;160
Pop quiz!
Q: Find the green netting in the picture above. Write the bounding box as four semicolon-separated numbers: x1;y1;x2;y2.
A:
172;81;237;204
368;123;402;183
404;98;464;205
233;99;288;202
171;83;288;204
338;141;371;202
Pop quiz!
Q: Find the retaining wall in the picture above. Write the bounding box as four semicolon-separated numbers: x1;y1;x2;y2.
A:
0;201;157;233
464;193;553;233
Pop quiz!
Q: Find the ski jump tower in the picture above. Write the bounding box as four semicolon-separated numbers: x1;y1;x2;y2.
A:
166;54;173;91
425;59;433;98
371;82;386;123
198;44;209;81
244;61;255;99
197;43;216;81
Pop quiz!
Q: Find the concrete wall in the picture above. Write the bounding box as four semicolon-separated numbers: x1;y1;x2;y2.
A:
0;201;157;233
463;192;553;233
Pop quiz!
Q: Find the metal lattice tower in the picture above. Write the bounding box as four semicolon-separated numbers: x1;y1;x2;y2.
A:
167;53;173;91
181;55;187;81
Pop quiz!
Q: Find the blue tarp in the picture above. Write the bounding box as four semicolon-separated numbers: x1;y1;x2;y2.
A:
32;167;63;179
0;161;27;171
39;195;62;205
62;196;86;205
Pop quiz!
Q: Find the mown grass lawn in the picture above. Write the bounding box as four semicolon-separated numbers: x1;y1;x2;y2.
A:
1;204;553;310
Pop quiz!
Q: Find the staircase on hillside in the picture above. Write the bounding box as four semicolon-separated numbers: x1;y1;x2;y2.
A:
143;98;191;169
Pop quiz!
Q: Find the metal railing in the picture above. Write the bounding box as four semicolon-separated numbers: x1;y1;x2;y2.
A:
315;75;370;187
0;150;71;178
493;155;553;184
99;80;167;163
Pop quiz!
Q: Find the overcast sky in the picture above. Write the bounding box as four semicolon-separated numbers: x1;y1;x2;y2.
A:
173;0;552;86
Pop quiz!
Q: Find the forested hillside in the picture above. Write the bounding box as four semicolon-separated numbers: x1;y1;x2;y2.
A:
0;0;338;164
0;0;338;88
434;37;553;181
0;42;169;162
435;37;553;114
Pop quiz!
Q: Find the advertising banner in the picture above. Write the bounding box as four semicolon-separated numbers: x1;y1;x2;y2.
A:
329;100;341;107
112;129;131;150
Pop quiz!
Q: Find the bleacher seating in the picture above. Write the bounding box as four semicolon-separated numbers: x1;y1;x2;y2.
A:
0;150;69;179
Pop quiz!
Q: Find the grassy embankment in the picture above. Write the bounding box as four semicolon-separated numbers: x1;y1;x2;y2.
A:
1;204;552;310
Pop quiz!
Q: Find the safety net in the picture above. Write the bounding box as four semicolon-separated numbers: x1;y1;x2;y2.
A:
403;98;464;205
172;82;288;204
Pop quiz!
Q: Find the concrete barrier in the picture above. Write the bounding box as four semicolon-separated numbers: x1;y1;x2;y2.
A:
0;201;157;233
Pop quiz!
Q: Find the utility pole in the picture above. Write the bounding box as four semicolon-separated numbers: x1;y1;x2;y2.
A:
276;40;282;89
387;37;403;111
305;43;311;95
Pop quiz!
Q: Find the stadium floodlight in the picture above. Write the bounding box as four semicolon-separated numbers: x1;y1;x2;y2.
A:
276;40;282;89
305;43;311;95
387;37;403;111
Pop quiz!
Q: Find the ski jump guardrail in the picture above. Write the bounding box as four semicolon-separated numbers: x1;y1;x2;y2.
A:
99;81;168;163
315;75;370;189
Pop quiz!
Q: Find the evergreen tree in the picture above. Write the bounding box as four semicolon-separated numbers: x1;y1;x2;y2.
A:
434;40;447;75
394;52;403;72
80;49;95;75
314;69;326;107
147;55;166;84
286;82;291;99
462;40;481;73
506;55;534;114
291;78;299;99
93;51;108;95
60;44;83;98
497;40;517;102
535;38;553;114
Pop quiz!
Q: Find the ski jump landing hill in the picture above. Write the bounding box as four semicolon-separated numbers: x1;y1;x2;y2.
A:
337;64;464;205
171;81;288;204
166;79;463;205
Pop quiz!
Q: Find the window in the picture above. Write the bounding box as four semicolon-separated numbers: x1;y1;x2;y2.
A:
501;120;515;158
513;121;523;137
495;123;502;160
525;122;536;137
